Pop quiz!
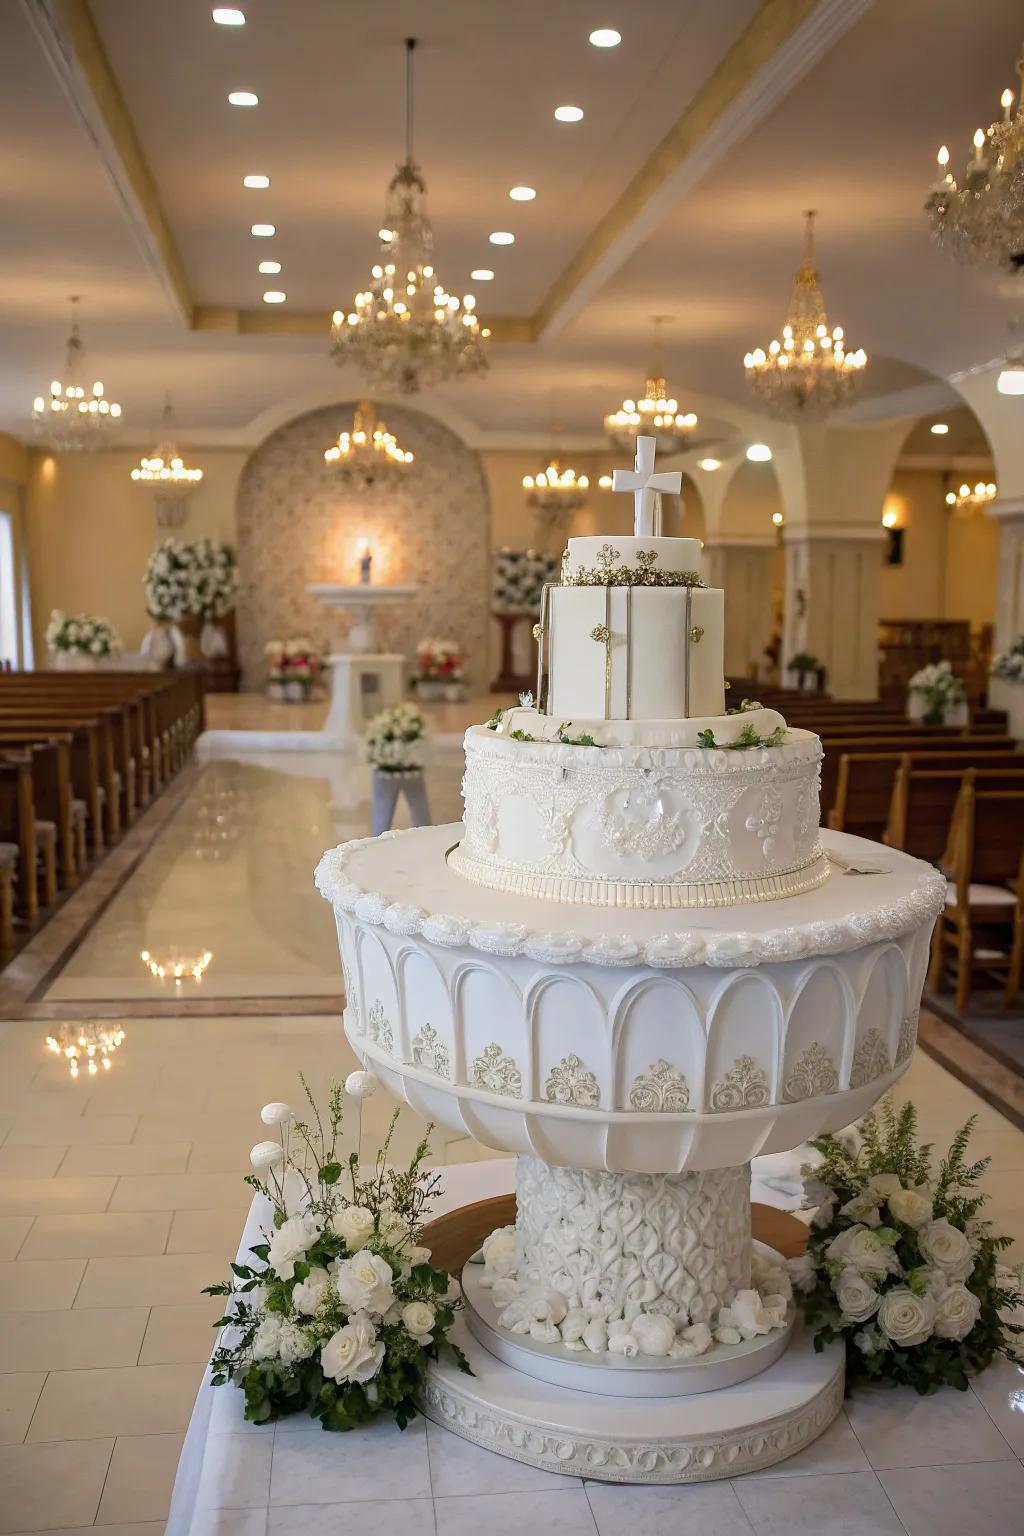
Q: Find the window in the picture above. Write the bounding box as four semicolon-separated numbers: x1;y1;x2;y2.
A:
0;510;16;665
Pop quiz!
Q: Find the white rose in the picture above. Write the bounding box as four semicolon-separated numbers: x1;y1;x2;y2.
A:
826;1225;901;1279
788;1250;818;1294
631;1313;676;1357
333;1250;395;1316
401;1301;436;1342
292;1265;330;1315
918;1219;975;1282
333;1205;375;1250
261;1102;292;1126
833;1268;881;1323
480;1227;517;1281
249;1140;285;1170
321;1310;385;1384
344;1071;377;1099
888;1187;934;1229
867;1173;903;1199
932;1283;981;1342
839;1192;882;1228
405;1244;432;1266
267;1213;321;1280
877;1287;935;1347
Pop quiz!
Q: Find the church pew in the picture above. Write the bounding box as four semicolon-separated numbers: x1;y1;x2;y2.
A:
0;712;105;854
820;734;1016;816
929;787;1024;1011
0;733;77;886
885;764;1024;864
0;753;36;922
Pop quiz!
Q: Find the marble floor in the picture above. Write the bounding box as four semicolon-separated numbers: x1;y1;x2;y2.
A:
0;693;1022;1535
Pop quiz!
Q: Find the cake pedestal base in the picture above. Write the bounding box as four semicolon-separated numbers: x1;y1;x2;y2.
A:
419;1315;844;1484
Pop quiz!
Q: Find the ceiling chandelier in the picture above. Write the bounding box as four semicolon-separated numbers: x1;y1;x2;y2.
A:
330;39;489;394
744;211;866;417
324;401;414;487
131;394;203;528
945;479;997;511
604;318;698;453
32;296;123;450
925;42;1024;270
522;458;590;522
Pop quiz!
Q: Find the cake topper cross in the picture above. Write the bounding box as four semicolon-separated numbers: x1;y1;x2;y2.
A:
612;434;682;538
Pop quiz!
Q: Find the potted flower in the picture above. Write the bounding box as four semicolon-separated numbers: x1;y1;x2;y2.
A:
908;659;968;726
45;610;122;670
785;651;823;692
142;537;204;665
412;637;465;702
365;702;430;833
265;638;323;701
193;539;239;660
989;638;1024;740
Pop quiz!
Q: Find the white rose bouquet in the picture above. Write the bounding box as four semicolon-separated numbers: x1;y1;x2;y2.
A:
792;1099;1023;1394
493;548;561;613
143;537;203;620
204;1080;469;1431
365;702;427;773
192;538;239;620
991;637;1024;684
908;659;966;725
45;609;121;657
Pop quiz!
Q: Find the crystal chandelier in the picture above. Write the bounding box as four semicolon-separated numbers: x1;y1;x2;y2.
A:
744;211;866;417
324;401;414;487
330;39;489;394
945;479;997;511
131;395;203;528
32;297;123;450
522;459;590;517
925;42;1024;270
604;319;698;452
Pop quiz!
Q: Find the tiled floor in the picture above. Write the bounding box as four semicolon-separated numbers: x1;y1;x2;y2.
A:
0;692;1022;1534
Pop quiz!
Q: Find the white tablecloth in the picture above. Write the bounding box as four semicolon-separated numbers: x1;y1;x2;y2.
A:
166;1154;805;1536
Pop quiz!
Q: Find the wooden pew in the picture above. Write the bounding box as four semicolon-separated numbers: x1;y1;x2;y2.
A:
929;787;1024;1010
0;753;35;922
886;764;1024;864
828;745;1022;839
820;734;1016;815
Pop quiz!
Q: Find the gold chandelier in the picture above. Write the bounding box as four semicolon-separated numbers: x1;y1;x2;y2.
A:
926;42;1024;270
946;479;997;511
131;394;203;528
324;402;414;486
604;319;698;452
522;459;590;516
32;296;123;450
330;39;489;393
744;211;866;416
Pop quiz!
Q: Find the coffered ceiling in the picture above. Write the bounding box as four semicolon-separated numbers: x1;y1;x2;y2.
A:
0;0;1020;446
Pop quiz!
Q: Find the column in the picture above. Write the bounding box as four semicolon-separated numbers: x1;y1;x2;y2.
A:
704;538;776;680
955;370;1024;653
782;527;886;699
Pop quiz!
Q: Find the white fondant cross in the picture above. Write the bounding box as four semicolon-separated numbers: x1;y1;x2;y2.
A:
612;435;682;537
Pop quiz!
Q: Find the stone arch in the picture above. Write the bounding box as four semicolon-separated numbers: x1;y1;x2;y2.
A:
234;401;491;687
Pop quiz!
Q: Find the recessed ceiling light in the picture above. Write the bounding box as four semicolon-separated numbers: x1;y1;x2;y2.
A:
998;364;1024;395
258;260;281;274
698;457;721;472
262;290;286;304
251;223;275;237
930;422;949;434
489;231;515;246
470;269;494;281
243;174;270;189
747;442;773;462
554;105;584;123
589;28;621;47
509;186;536;202
228;90;258;106
212;7;245;24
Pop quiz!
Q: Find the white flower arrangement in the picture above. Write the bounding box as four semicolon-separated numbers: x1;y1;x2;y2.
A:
991;637;1024;683
205;1081;469;1431
45;609;121;657
192;538;239;620
365;703;427;774
791;1099;1023;1393
493;548;561;613
471;1229;791;1360
144;537;238;620
908;659;966;725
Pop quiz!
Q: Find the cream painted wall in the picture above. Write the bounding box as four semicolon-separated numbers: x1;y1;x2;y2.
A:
879;469;997;628
25;447;246;652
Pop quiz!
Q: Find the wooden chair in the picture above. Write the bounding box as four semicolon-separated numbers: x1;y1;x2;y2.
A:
928;786;1024;1011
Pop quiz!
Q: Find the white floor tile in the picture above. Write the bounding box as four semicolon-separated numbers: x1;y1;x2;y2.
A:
434;1488;598;1536
880;1458;1024;1535
732;1470;905;1535
845;1382;1014;1468
586;1480;755;1535
268;1501;435;1536
740;1411;870;1478
426;1418;578;1495
968;1355;1024;1455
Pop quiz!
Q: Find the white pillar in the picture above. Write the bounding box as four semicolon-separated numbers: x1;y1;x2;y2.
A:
990;496;1024;650
704;538;776;679
782;527;886;699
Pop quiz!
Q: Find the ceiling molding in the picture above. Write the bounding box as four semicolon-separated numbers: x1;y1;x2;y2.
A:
531;0;876;342
21;0;193;324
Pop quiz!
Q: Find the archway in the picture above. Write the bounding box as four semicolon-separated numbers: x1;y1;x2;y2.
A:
235;401;491;689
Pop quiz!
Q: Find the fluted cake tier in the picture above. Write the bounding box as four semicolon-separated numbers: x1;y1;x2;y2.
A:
453;724;827;908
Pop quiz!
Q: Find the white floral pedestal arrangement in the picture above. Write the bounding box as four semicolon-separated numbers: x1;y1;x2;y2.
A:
316;823;944;1482
989;672;1024;742
907;660;968;727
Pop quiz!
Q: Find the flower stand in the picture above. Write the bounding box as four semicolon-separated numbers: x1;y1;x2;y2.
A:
988;676;1024;740
52;651;98;671
370;769;431;836
141;621;176;668
907;693;968;727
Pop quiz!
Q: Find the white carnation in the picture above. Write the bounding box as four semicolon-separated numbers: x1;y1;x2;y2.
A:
267;1213;321;1280
839;1191;882;1228
788;1250;818;1294
292;1265;330;1315
826;1224;902;1279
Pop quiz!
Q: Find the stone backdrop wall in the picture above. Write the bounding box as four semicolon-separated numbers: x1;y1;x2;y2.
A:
235;401;491;688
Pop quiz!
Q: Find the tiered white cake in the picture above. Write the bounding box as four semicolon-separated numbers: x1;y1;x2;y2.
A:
317;437;946;1481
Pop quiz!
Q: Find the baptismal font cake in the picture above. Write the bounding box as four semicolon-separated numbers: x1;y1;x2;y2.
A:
317;436;946;1480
